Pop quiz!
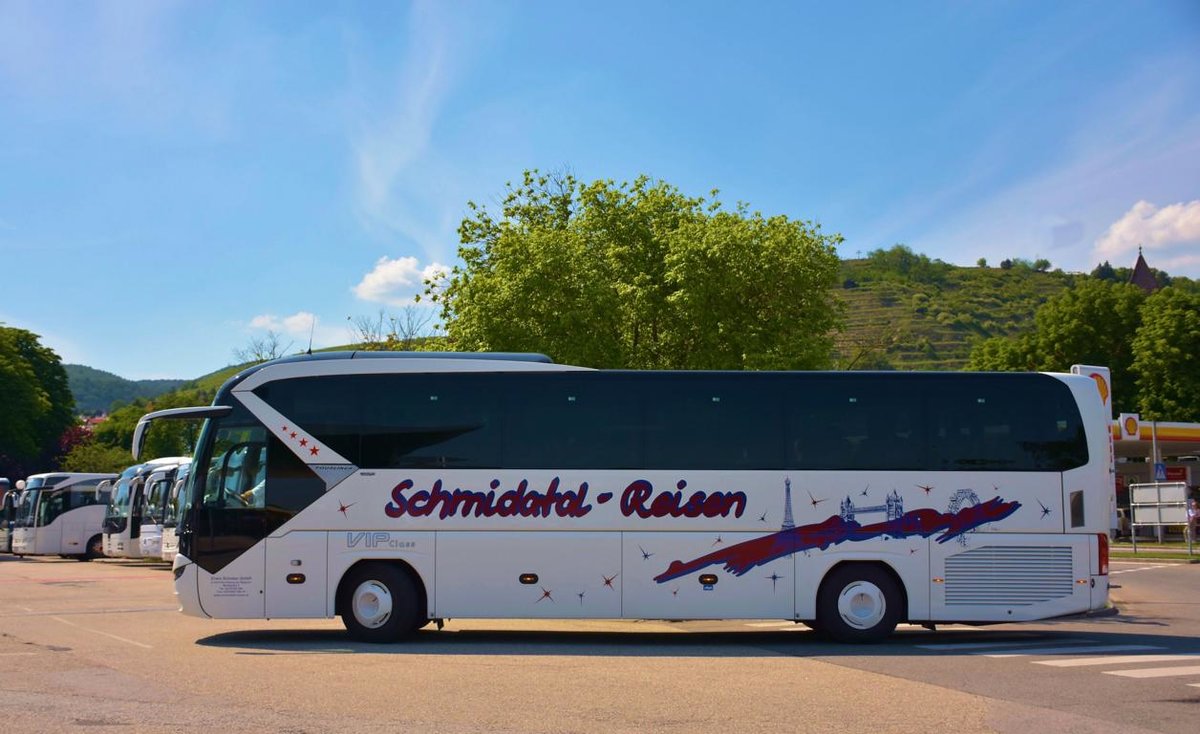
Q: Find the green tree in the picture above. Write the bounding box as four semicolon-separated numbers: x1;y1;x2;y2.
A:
0;326;76;476
60;438;138;474
430;171;844;369
1130;288;1200;421
966;279;1145;412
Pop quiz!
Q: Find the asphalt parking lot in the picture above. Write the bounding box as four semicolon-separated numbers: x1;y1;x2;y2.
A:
1;554;1197;734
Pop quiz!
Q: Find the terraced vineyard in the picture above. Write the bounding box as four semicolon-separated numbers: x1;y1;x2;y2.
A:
833;259;1075;371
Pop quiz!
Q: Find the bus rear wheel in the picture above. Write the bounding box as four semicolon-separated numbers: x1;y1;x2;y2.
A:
816;565;902;643
340;563;423;643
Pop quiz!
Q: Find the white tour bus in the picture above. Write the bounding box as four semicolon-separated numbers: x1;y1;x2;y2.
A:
1;479;21;553
11;473;118;559
139;461;191;559
135;352;1114;643
102;457;189;558
160;464;192;562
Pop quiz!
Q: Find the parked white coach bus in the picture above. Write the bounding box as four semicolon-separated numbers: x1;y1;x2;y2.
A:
138;461;191;559
1;479;21;553
102;457;189;558
134;352;1114;643
160;464;191;562
11;473;117;559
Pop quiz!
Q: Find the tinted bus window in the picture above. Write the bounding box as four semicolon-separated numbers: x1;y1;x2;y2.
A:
643;374;785;470
502;373;643;469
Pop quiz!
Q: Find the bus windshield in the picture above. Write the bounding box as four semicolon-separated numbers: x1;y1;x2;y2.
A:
105;479;134;520
14;490;39;528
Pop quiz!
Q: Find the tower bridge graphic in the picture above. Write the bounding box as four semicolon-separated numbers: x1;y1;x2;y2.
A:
839;490;904;522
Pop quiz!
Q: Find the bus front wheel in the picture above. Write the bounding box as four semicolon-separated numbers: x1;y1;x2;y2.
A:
816;564;902;643
339;563;423;643
80;534;104;561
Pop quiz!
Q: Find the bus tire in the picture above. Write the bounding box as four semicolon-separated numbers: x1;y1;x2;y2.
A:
339;563;423;643
816;564;902;644
80;534;104;561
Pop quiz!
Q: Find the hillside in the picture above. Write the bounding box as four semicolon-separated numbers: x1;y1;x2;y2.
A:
65;364;188;415
833;255;1075;370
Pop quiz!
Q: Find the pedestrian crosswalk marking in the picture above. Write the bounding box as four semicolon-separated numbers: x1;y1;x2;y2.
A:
1104;665;1200;679
1036;654;1200;667
915;639;1095;652
978;644;1162;658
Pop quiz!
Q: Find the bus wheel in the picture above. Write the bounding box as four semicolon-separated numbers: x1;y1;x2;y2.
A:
340;563;422;643
816;565;902;643
79;535;104;561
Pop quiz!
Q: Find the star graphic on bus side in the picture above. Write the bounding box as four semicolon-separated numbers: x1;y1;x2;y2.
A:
807;491;827;508
917;484;934;496
766;572;783;593
603;573;618;589
758;510;769;522
309;446;320;456
536;587;554;604
671;586;679;597
290;432;297;439
338;502;355;516
299;438;308;447
1038;499;1052;518
860;485;870;497
638;545;654;560
578;591;585;605
712;535;723;546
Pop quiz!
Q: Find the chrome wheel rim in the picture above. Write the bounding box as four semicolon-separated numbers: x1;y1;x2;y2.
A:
352;580;393;629
837;580;886;630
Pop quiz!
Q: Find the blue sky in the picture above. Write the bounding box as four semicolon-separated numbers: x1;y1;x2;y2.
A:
2;1;1198;380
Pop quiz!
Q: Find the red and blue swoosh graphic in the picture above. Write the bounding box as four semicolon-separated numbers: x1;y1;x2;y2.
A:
654;497;1021;583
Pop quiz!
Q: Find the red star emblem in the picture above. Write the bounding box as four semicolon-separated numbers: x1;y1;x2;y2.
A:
299;438;308;447
290;432;298;439
338;502;355;516
309;446;319;456
603;573;618;589
281;425;288;432
536;588;554;603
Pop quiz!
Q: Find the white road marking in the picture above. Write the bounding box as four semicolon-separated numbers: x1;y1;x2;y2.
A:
1104;665;1200;679
980;644;1162;658
1110;566;1177;576
1036;654;1200;667
915;639;1095;651
51;616;152;649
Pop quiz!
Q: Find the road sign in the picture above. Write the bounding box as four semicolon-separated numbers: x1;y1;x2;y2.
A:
1154;463;1167;481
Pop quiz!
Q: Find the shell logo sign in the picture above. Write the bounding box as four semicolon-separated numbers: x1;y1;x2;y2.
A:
1118;413;1141;440
1089;372;1110;407
1071;364;1112;413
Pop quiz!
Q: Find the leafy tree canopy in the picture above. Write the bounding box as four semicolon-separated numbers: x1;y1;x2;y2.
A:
968;280;1200;419
1131;288;1200;422
0;326;75;477
429;171;844;370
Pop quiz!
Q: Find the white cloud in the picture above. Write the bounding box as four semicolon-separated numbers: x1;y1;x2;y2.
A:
353;256;449;306
1093;199;1200;261
246;311;346;349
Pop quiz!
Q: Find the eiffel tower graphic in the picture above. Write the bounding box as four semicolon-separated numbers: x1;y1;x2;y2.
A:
781;477;795;531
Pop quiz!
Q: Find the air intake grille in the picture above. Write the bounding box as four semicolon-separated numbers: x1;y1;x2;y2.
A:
944;546;1074;606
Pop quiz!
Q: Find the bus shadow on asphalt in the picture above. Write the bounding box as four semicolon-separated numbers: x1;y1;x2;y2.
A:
195;621;1199;658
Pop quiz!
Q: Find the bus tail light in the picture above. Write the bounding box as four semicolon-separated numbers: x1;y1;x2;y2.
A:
1097;533;1109;576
